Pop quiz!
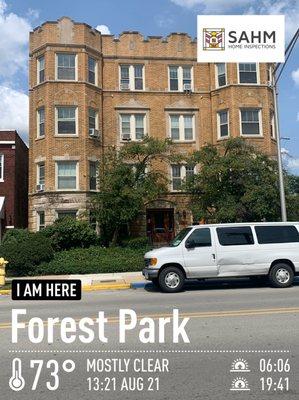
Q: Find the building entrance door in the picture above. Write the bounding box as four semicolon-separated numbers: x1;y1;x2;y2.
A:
146;208;174;244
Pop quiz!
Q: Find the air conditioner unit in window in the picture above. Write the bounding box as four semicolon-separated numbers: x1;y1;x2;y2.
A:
183;83;192;92
121;133;131;141
120;82;130;90
36;184;45;192
89;128;101;139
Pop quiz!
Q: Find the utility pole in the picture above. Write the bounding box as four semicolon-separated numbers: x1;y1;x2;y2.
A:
273;28;299;221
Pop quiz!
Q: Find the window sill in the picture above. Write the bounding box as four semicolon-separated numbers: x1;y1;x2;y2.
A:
0;179;4;183
35;136;45;141
55;189;79;192
54;134;79;138
172;140;196;144
217;136;230;141
240;134;264;138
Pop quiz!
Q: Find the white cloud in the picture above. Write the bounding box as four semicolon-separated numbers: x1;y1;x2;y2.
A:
287;158;299;169
170;0;299;40
96;24;111;35
0;86;29;142
0;0;32;78
292;68;299;86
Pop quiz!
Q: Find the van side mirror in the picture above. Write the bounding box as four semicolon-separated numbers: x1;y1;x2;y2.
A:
185;239;196;249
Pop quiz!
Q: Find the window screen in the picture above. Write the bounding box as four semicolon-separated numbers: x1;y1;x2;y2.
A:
255;225;299;244
217;227;254;246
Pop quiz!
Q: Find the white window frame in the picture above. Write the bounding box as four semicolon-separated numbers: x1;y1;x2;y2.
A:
217;110;230;139
237;63;260;85
239;108;263;137
56;210;78;220
0;154;4;182
169;114;195;142
119;64;145;91
119;113;147;141
88;108;99;135
88;56;98;85
168;65;193;92
37;55;45;84
37;107;45;138
55;53;78;81
55;161;79;191
37;211;45;231
37;163;45;186
55;106;78;136
215;63;227;88
170;164;195;192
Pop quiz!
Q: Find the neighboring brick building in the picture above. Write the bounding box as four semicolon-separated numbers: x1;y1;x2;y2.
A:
0;130;28;240
28;17;277;241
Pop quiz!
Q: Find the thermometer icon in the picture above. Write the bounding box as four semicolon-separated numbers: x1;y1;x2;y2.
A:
9;358;25;391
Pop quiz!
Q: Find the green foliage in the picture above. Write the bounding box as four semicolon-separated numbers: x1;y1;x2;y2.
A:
41;218;98;251
2;229;32;244
122;237;150;249
0;233;54;276
185;138;281;223
33;246;146;276
286;174;299;195
91;137;172;244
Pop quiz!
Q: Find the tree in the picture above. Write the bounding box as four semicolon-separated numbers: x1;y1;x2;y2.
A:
90;137;172;245
185;138;282;223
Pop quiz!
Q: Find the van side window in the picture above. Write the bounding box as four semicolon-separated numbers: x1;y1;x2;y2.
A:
255;225;299;244
217;227;254;246
187;228;211;247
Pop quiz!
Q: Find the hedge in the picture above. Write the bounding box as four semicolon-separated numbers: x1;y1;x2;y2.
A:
33;245;150;276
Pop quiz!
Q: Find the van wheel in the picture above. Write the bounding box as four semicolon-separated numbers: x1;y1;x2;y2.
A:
269;263;294;288
158;266;185;293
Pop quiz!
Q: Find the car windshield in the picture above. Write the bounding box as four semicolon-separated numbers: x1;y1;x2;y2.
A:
169;228;192;247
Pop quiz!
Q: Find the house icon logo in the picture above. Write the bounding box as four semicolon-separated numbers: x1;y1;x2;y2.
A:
203;28;225;50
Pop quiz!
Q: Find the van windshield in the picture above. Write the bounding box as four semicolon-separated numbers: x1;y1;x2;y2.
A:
169;228;192;247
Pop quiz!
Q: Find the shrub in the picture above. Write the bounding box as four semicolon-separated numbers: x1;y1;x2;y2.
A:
0;234;54;276
41;218;98;251
2;229;32;245
122;237;150;249
33;246;147;276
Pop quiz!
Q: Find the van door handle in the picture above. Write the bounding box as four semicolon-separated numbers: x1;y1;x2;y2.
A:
212;254;216;260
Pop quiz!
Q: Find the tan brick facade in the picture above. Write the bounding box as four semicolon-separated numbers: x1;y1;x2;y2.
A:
29;17;278;239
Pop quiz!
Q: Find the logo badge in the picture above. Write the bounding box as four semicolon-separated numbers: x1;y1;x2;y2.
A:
203;28;225;51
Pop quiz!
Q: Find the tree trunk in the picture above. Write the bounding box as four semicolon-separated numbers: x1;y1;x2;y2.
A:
111;226;119;246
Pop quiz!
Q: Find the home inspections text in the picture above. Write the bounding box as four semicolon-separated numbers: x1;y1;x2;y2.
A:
197;15;285;62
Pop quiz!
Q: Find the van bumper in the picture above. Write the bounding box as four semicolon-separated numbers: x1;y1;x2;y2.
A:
142;268;159;280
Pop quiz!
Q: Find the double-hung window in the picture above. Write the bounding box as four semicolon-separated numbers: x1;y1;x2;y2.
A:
37;107;45;137
171;165;195;191
216;63;226;87
57;53;76;80
37;163;45;187
169;114;194;141
56;106;77;135
169;66;192;91
120;114;146;141
239;63;258;84
89;161;98;191
57;161;78;190
0;154;4;181
120;65;144;90
241;109;261;136
37;211;45;231
37;55;45;83
88;57;96;84
217;110;229;138
270;112;275;139
88;108;98;136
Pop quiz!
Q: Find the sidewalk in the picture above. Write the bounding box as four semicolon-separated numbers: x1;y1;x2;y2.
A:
1;271;147;294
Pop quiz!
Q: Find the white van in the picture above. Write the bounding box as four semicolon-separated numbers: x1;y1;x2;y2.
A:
142;222;299;292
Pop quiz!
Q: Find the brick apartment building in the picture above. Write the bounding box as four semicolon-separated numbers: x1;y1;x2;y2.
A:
0;130;28;240
28;17;277;242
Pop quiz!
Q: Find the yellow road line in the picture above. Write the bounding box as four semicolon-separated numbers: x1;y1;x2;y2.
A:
0;307;298;330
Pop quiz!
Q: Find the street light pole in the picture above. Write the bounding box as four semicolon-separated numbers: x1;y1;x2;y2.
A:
272;28;299;222
272;82;287;221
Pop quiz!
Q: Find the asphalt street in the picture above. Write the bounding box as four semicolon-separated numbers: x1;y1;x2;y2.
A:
0;277;299;399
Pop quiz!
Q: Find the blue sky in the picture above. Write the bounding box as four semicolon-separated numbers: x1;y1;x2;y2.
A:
0;0;298;174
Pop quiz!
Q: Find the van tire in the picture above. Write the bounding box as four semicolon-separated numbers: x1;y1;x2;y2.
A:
269;263;294;288
158;266;185;293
